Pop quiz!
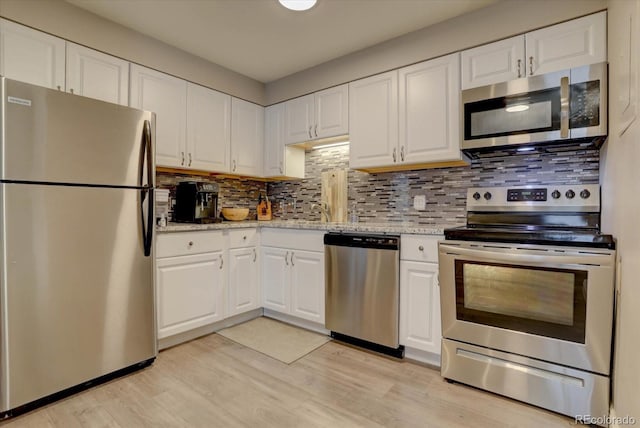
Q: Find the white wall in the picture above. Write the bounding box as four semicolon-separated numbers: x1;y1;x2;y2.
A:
0;0;265;104
265;0;607;104
601;0;640;424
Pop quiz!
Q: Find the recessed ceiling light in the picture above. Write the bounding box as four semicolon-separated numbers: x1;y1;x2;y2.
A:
278;0;317;11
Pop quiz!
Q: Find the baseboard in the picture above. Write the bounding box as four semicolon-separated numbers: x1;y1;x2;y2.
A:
263;309;330;335
158;308;264;350
404;347;441;368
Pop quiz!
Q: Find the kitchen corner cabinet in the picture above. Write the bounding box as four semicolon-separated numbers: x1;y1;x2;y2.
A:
187;83;232;172
0;18;65;90
284;84;349;145
264;104;305;179
261;229;325;324
461;11;606;89
66;42;129;106
350;54;466;172
399;235;442;355
227;229;260;317
155;231;226;339
231;98;264;176
130;64;187;168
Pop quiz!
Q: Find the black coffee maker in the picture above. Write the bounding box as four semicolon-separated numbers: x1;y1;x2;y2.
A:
174;181;220;223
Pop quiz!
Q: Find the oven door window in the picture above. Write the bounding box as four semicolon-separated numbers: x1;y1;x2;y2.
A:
464;87;561;140
455;260;587;343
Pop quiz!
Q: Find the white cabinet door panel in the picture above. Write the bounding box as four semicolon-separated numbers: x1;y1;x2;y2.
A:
315;84;348;139
400;261;441;354
66;42;129;105
231;98;264;176
187;83;231;172
285;94;314;144
0;18;65;90
228;247;259;316
290;250;324;324
461;36;525;89
261;247;290;313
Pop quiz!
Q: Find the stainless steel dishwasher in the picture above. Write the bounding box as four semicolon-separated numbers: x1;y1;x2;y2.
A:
324;233;403;357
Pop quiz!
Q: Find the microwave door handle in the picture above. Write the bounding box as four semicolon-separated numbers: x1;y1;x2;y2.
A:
439;244;610;266
560;76;569;138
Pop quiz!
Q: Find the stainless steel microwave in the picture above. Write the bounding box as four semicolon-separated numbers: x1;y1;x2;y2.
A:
462;62;607;151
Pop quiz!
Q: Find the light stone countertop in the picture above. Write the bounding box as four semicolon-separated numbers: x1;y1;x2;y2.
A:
157;220;460;235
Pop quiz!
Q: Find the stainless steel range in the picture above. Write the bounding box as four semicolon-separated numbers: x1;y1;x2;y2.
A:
439;184;615;422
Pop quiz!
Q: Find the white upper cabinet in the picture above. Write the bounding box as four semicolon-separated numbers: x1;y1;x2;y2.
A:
186;83;231;172
231;98;264;176
264;103;305;179
461;12;607;89
130;64;187;168
349;70;399;169
526;11;606;76
66;42;129;105
285;84;348;144
399;53;463;165
0;18;65;90
461;36;525;90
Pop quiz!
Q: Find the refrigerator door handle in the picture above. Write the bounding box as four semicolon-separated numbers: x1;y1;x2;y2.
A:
140;120;154;257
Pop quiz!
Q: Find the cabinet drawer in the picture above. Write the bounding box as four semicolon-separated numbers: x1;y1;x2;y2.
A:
401;234;441;263
227;228;259;248
156;231;224;258
261;228;324;252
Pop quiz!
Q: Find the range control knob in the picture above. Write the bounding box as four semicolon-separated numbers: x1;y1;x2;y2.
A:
484;192;492;201
580;189;591;199
473;192;481;200
551;190;561;199
565;189;575;199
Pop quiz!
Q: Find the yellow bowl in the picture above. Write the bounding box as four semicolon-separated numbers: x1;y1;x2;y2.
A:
221;208;249;221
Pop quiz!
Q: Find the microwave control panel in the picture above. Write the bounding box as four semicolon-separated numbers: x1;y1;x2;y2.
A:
570;80;600;128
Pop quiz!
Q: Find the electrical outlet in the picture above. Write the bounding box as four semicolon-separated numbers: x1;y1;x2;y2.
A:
413;195;426;210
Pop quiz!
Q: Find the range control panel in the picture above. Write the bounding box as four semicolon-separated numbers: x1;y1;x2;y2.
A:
467;184;600;212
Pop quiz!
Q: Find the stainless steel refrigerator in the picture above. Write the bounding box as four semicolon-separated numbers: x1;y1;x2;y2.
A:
0;77;156;416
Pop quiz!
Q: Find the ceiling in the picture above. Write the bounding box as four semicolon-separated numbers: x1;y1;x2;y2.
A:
66;0;498;83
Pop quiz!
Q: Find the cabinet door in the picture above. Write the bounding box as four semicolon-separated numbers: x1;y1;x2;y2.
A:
0;18;65;90
264;103;286;177
399;53;462;164
186;83;231;172
130;65;187;168
231;98;264;176
399;261;441;354
284;94;315;144
526;11;607;76
261;247;290;313
349;70;399;169
461;36;525;89
228;247;259;317
290;250;324;324
156;252;225;339
66;42;129;105
315;84;349;139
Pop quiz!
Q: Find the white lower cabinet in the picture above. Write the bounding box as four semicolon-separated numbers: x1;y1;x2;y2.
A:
155;231;226;339
261;228;325;324
227;229;260;317
399;234;443;359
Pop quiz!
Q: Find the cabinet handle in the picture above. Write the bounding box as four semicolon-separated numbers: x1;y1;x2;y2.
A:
308;126;312;139
400;146;405;162
290;252;295;266
517;59;522;78
57;85;61;91
70;88;74;94
188;153;192;167
279;162;283;174
232;159;237;172
529;56;534;75
285;251;289;266
181;152;185;166
243;235;247;240
436;274;440;287
220;255;224;270
253;248;257;262
314;124;318;137
392;148;397;163
418;245;424;251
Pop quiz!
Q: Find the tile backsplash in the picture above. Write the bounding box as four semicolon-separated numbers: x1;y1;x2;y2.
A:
157;144;599;226
267;144;600;226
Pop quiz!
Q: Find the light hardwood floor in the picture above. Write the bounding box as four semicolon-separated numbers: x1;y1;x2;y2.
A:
1;333;576;427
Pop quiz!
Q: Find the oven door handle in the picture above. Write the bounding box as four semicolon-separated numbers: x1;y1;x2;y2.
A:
439;244;613;267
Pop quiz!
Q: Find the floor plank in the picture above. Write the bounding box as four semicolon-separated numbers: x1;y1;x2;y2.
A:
0;333;576;427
